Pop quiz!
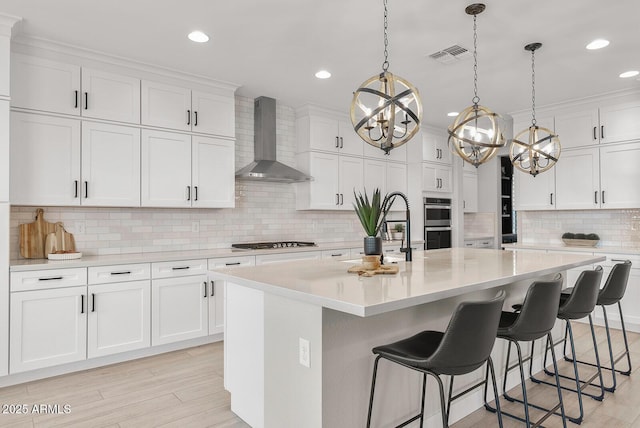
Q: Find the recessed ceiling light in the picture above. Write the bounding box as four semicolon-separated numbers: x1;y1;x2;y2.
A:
447;111;459;117
188;31;210;43
586;39;609;50
619;70;639;78
315;70;331;79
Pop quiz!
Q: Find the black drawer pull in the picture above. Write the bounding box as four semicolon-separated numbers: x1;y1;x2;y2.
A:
84;92;88;110
74;180;78;198
172;266;190;270
225;262;241;266
203;281;208;298
187;109;191;125
210;281;215;296
38;276;63;281
194;111;198;126
74;90;79;108
110;271;132;275
330;253;343;257
91;293;96;312
81;294;84;314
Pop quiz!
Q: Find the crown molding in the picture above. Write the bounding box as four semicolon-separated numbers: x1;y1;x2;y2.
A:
0;14;21;37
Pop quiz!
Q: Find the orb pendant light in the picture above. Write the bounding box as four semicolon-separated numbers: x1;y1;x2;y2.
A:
350;0;422;155
448;3;505;167
510;42;561;176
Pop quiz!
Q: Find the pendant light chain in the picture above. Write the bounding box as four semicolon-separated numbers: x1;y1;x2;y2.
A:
531;48;537;126
382;0;389;72
472;13;480;106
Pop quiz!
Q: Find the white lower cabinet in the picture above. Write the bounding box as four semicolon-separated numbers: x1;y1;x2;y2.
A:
10;286;87;373
87;280;151;358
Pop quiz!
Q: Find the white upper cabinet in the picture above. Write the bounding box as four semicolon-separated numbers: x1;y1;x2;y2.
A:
10;112;81;206
11;54;80;116
81;122;141;207
422;163;452;193
296;151;340;210
599;102;640;144
422;130;452;165
462;172;478;213
513;169;556;211
191;136;235;208
362;138;407;162
296;113;363;156
599;142;640;208
553;108;599;149
338;156;364;210
11;54;141;124
142;81;235;138
81;68;140;124
386;161;408;197
554;147;600;210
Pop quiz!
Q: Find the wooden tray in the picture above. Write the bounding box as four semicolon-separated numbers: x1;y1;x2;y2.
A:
347;264;399;277
562;239;599;247
19;208;57;259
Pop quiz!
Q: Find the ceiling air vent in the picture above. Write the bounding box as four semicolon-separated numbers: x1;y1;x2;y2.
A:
428;45;471;64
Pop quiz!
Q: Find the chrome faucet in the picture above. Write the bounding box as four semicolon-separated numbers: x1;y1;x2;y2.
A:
383;191;412;262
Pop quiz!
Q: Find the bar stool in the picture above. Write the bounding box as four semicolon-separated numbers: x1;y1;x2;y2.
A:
562;260;632;392
484;278;567;427
530;267;604;425
366;291;506;428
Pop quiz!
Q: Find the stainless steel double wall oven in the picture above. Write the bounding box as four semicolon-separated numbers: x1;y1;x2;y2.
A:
424;197;452;250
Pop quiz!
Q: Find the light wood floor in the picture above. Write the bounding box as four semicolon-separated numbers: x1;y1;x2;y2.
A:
0;323;638;427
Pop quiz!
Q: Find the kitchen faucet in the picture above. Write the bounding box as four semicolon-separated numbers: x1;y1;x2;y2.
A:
383;191;412;262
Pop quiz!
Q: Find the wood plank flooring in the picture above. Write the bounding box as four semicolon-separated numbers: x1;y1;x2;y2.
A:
0;323;637;427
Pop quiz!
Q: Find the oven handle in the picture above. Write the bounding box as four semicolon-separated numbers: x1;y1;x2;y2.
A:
424;204;451;209
425;227;452;231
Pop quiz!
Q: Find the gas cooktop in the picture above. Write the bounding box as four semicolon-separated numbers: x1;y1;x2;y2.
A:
231;241;317;250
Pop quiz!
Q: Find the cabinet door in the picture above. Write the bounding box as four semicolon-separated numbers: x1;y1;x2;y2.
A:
513;169;556;210
10;112;81;206
338;120;363;156
463;172;478;213
208;279;224;335
438;166;453;193
423;131;452;165
307;152;340;209
0;100;8;202
152;275;208;346
81;68;140;124
600;142;640;208
82;122;141;207
141;81;191;131
338;156;364;210
87;280;151;358
422;163;438;192
555;147;600;210
10;286;86;373
600;102;640;144
386;161;407;197
11;54;80;115
192;136;235;208
363;158;387;195
553;108;599;149
192;90;235;137
141;129;191;207
308;115;340;152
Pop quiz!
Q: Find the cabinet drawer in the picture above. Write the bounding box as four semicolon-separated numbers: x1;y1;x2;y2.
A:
322;249;351;259
208;256;255;269
10;268;87;292
88;263;151;285
152;259;207;278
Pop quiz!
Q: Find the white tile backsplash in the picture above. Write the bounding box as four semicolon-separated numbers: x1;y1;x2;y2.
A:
10;96;364;259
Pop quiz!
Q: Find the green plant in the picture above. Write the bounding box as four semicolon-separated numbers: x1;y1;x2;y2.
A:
393;223;405;232
353;188;392;237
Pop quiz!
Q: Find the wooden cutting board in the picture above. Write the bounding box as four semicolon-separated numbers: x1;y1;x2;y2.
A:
347;264;399;277
19;208;57;259
44;223;77;255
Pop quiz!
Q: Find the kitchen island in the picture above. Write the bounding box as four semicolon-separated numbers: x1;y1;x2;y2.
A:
210;248;604;428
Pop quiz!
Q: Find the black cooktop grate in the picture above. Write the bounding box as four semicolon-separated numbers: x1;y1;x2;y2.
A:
232;241;317;250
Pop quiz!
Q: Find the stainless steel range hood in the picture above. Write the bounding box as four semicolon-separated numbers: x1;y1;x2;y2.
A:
235;96;312;183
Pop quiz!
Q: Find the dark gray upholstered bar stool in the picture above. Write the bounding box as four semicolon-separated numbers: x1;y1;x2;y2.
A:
530;267;604;425
562;260;632;392
366;291;506;428
484;278;567;427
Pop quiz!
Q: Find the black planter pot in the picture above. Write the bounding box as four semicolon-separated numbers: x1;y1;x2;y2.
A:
363;236;383;255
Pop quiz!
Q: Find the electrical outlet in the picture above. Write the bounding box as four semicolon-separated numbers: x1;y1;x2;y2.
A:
191;221;200;233
299;338;310;368
76;221;86;234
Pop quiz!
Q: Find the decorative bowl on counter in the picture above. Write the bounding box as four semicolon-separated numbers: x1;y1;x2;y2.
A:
562;239;599;247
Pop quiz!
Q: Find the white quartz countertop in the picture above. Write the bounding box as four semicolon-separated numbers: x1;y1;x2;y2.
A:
9;240;422;271
210;248;604;317
502;243;640;255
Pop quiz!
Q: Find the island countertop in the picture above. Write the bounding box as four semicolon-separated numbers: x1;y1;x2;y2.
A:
211;247;605;317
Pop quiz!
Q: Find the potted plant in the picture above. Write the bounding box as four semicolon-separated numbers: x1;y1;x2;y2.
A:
353;188;392;255
391;223;405;240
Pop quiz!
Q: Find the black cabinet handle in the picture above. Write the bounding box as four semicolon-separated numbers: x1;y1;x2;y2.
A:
593;126;597;140
110;271;131;276
187;186;191;201
84;181;88;198
335;136;339;148
74;180;78;198
187;109;191;125
602;190;605;204
601;125;604;140
194;111;198;126
203;281;208;298
81;294;84;314
336;193;340;205
38;276;63;281
550;193;554;205
595;190;598;204
225;262;241;266
91;293;96;312
339;137;344;148
172;266;190;270
194;186;198;201
84;92;88;110
74;90;79;109
210;280;215;296
339;193;344;205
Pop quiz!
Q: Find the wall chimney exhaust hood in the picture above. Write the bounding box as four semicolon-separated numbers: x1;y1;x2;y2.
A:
235;96;312;183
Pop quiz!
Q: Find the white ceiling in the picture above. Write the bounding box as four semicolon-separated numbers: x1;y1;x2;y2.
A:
2;0;639;128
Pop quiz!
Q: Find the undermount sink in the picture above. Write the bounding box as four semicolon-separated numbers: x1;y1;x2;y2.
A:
341;255;405;264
